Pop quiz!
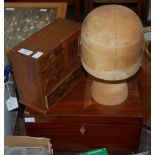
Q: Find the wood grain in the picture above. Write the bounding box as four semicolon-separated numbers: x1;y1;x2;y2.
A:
81;5;143;81
24;74;143;154
9;19;81;113
5;2;67;18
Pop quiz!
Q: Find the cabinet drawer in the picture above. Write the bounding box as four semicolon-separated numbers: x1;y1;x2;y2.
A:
63;31;80;71
66;34;79;60
41;66;66;95
26;122;140;137
25;115;141;135
38;43;64;69
46;66;83;107
38;32;81;96
38;31;80;72
40;54;65;79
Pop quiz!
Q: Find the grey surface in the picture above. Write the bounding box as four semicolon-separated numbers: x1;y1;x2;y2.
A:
138;127;151;153
5;147;49;155
4;54;17;136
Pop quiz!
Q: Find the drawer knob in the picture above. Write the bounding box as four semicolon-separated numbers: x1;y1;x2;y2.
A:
80;125;86;135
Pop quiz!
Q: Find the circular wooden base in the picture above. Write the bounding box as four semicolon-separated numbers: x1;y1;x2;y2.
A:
91;81;128;106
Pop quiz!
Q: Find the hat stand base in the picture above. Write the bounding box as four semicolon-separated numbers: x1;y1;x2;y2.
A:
91;80;128;106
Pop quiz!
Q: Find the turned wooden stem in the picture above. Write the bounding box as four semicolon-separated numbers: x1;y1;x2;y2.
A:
91;80;128;106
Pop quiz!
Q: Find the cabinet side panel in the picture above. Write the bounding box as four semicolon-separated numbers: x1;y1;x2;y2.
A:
10;51;46;112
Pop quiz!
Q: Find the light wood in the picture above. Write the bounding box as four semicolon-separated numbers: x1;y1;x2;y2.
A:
81;5;143;81
143;26;151;33
5;136;51;149
81;5;143;105
91;81;128;105
4;2;67;18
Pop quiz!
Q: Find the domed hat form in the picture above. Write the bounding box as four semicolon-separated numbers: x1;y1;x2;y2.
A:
81;5;143;105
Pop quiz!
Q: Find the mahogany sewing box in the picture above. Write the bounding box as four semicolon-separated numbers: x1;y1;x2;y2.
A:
24;74;143;155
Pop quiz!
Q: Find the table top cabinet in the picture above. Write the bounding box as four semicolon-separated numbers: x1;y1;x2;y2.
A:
9;19;81;114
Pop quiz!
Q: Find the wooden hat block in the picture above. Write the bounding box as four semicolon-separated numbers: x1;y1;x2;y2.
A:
81;5;143;106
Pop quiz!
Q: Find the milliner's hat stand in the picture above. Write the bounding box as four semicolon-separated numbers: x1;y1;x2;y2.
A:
81;5;144;105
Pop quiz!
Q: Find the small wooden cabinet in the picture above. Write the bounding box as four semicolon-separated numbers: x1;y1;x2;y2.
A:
24;74;144;155
9;19;81;114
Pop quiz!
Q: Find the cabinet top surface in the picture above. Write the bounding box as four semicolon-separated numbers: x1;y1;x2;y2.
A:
26;74;144;117
13;19;81;54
